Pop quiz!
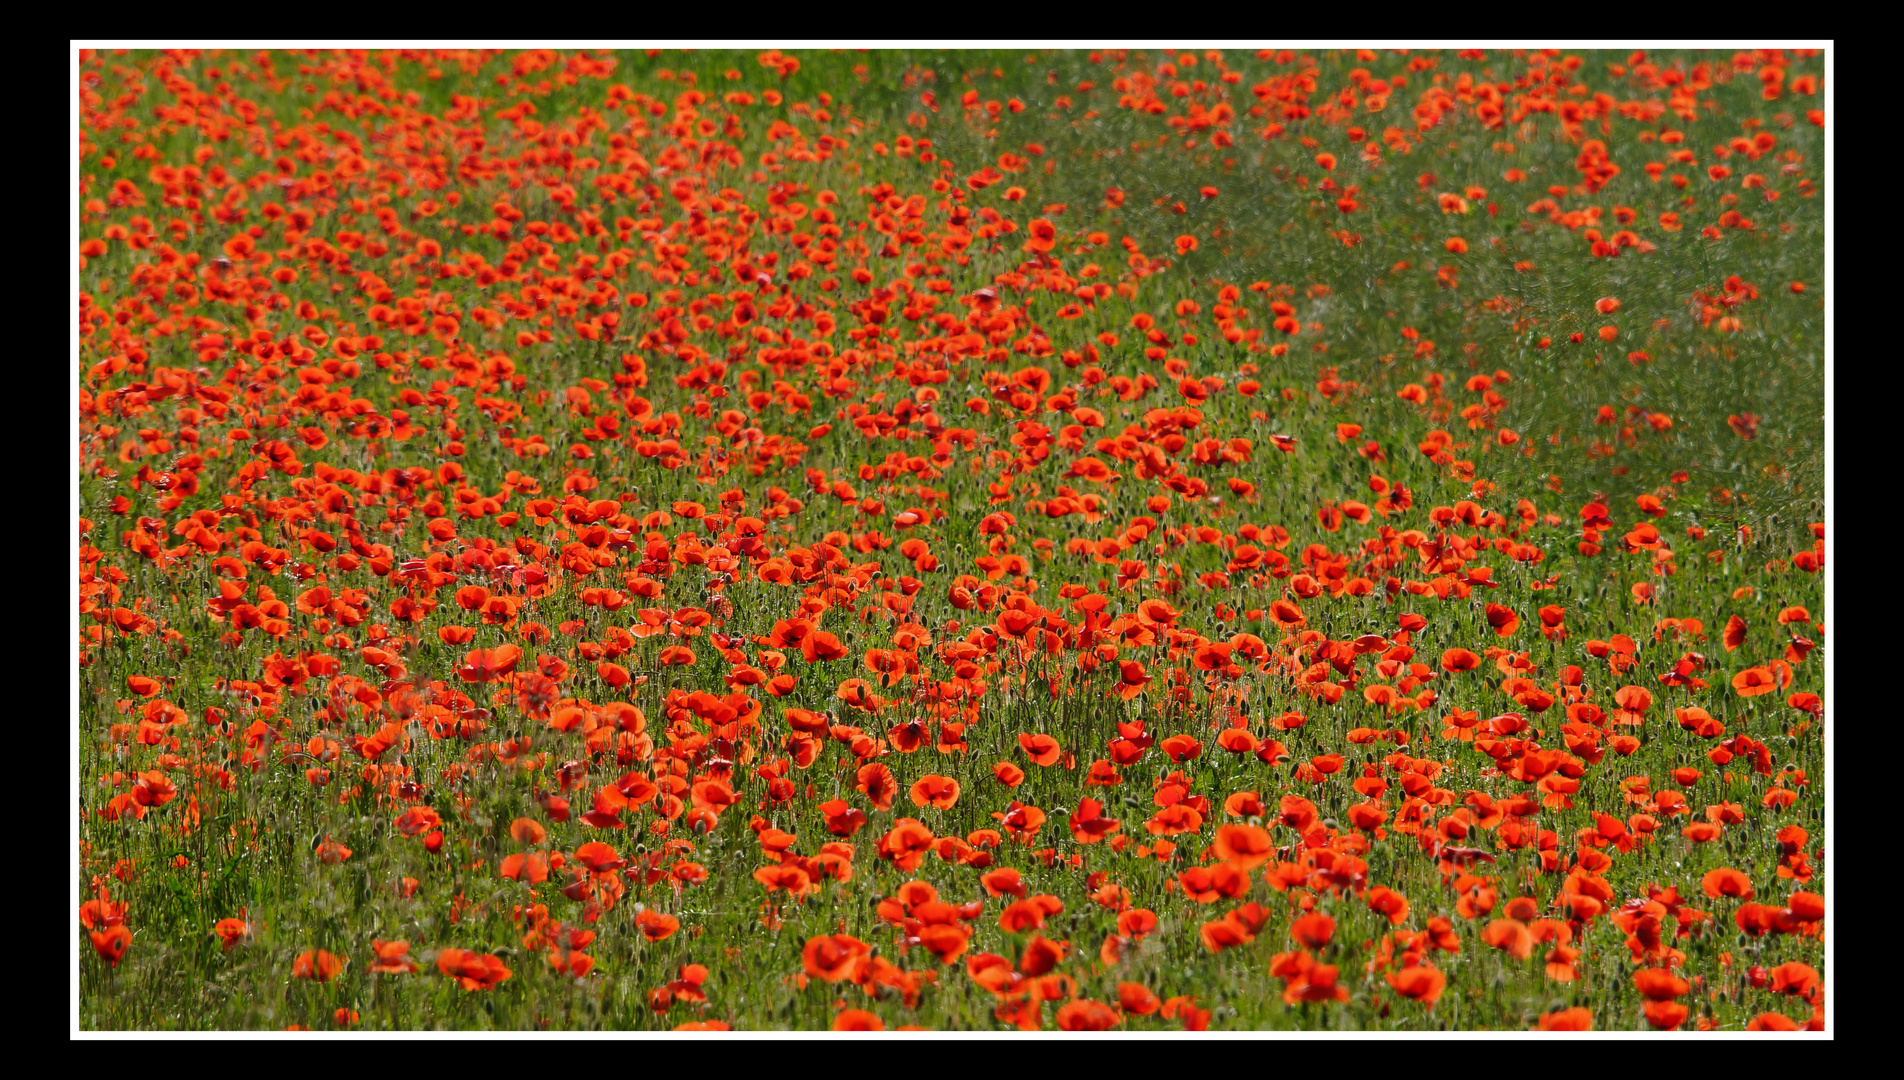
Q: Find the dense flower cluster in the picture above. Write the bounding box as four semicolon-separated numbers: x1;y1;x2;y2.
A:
78;47;1824;1032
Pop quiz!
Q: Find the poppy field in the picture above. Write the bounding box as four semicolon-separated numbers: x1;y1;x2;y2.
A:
75;47;1828;1032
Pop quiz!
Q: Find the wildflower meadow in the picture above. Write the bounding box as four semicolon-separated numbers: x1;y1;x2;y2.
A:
75;46;1828;1033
